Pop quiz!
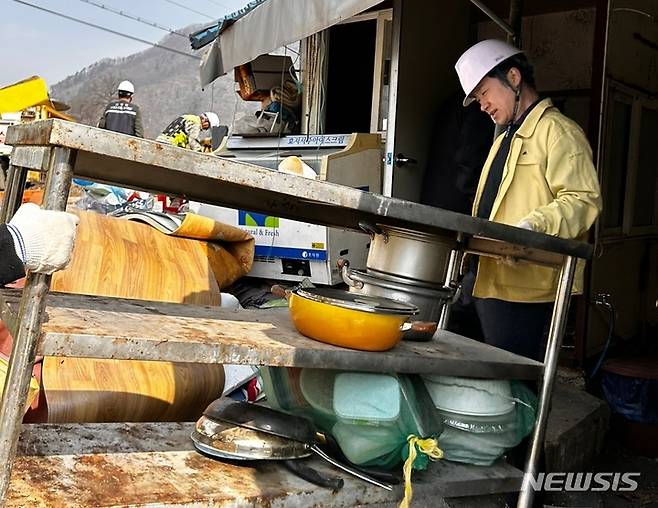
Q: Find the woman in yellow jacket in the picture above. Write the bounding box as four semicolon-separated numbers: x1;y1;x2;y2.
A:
454;40;602;360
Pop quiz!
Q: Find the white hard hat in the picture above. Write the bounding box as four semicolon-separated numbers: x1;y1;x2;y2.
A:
117;80;135;94
203;111;220;128
455;40;523;106
278;156;317;179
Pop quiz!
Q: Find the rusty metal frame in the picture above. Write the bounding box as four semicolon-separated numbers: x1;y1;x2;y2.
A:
469;0;515;36
0;120;590;506
0;165;28;224
0;147;75;502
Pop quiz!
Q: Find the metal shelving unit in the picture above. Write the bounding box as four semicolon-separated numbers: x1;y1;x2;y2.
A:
0;120;589;507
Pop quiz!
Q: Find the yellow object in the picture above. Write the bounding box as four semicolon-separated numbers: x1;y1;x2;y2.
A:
287;291;409;351
472;98;602;302
400;435;444;508
0;76;49;114
0;358;40;413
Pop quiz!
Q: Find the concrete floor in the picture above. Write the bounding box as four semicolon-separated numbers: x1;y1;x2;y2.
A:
541;368;658;508
543;439;658;507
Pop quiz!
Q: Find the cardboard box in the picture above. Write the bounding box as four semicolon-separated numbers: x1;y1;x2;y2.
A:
235;54;296;102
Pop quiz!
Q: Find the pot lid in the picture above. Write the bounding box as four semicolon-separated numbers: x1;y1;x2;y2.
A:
297;287;418;315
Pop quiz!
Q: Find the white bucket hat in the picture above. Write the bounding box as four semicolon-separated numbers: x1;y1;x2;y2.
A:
455;40;523;106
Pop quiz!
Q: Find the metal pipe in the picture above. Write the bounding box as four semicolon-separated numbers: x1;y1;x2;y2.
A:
517;255;577;508
596;0;611;168
469;0;515;36
507;0;523;46
594;0;611;195
0;147;76;505
0;166;27;223
438;247;463;330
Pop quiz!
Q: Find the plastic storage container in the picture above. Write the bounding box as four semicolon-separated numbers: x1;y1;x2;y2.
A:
425;379;538;466
422;375;515;416
333;372;401;425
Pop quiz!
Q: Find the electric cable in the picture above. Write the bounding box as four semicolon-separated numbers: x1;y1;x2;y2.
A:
79;0;189;38
202;0;231;10
160;0;216;20
13;0;201;61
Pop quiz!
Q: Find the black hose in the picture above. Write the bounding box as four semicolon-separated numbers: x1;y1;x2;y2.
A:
589;295;616;379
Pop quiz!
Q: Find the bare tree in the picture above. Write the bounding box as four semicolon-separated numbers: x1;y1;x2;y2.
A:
69;73;119;126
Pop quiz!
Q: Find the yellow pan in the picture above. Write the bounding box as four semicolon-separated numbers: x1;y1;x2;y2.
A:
274;286;435;352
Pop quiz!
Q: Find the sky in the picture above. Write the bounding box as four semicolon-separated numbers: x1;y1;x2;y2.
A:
1;0;249;87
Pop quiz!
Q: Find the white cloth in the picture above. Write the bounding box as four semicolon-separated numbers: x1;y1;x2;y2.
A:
8;203;79;274
516;220;534;231
219;293;242;309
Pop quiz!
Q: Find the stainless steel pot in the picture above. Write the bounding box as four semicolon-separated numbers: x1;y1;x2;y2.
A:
340;259;455;341
359;222;456;285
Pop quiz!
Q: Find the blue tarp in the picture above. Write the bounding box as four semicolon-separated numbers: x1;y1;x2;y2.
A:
189;0;267;50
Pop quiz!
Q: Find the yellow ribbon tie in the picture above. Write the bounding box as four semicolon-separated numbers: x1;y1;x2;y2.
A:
399;435;443;508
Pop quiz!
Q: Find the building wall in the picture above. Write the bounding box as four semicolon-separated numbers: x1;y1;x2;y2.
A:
587;0;658;354
607;0;658;93
478;8;596;92
478;8;596;135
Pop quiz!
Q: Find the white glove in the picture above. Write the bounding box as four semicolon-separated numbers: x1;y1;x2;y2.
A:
517;220;535;231
7;203;79;274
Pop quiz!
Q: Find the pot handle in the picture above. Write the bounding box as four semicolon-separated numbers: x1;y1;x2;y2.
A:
358;221;384;240
337;258;364;290
449;283;462;304
271;284;292;300
400;321;438;335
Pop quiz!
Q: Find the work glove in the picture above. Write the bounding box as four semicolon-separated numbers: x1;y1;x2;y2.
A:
7;203;79;274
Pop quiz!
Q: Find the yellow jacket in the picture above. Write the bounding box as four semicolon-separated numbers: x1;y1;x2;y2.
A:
472;98;602;303
156;115;203;151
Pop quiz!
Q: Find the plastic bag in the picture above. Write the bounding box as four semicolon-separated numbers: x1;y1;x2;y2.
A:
602;371;658;424
436;381;537;466
73;180;154;215
260;367;443;470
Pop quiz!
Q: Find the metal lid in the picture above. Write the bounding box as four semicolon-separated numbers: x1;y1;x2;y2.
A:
296;287;418;315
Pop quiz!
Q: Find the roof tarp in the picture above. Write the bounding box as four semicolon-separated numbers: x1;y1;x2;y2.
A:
199;0;382;87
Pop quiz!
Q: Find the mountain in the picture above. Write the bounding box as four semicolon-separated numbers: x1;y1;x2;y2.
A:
51;26;256;139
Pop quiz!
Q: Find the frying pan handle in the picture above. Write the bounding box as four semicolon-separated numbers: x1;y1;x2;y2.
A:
271;284;292;300
283;459;344;491
401;321;438;335
311;444;393;491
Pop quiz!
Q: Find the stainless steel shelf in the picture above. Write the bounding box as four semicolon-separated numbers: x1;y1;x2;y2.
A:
0;289;541;379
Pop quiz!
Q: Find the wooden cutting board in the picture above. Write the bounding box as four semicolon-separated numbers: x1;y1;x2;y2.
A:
41;210;226;423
